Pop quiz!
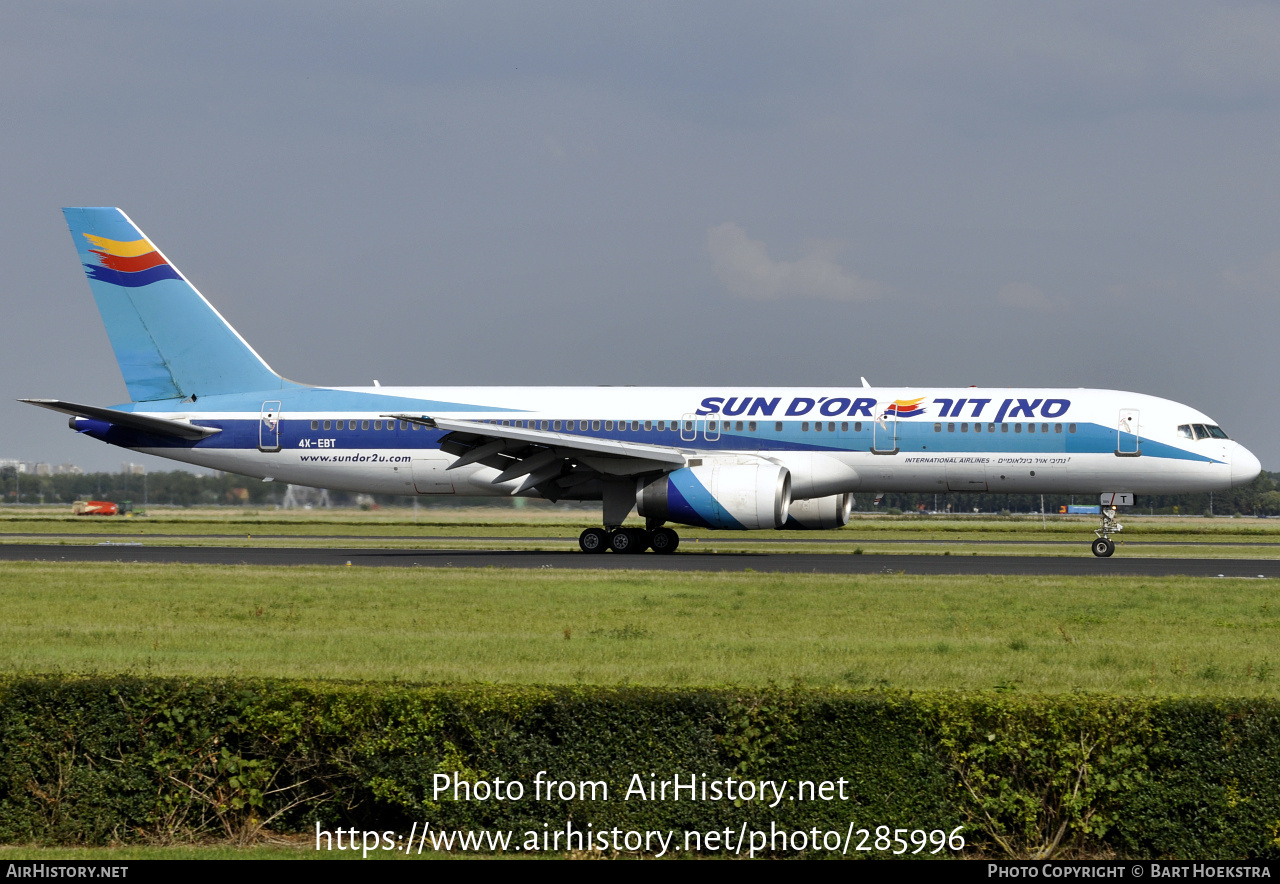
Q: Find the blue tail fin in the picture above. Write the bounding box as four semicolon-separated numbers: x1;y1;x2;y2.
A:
63;207;284;402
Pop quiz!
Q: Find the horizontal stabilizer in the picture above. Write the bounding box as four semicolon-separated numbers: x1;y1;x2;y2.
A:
19;399;221;440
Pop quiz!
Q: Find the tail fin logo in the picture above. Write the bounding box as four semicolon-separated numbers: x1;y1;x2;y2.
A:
82;233;182;288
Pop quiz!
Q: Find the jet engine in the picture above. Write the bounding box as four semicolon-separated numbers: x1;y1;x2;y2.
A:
637;464;791;529
781;492;853;529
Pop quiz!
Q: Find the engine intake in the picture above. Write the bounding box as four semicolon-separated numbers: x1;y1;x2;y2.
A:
638;464;791;530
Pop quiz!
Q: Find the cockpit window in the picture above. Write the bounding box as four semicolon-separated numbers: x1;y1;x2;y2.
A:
1192;424;1210;440
1207;425;1229;439
1177;425;1193;440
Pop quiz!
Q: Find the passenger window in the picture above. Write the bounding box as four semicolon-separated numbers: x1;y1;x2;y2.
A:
323;420;331;431
987;423;995;432
593;420;602;431
813;422;821;432
841;422;848;432
749;421;757;432
827;422;835;432
736;421;744;431
1014;424;1022;433
1208;425;1229;439
947;423;954;432
802;422;810;431
1041;423;1049;433
775;422;783;432
854;422;862;432
1055;423;1062;433
604;421;613;431
361;420;369;430
683;421;692;431
373;420;382;430
961;423;968;433
311;420;319;430
336;421;344;430
1069;424;1076;433
974;423;982;433
412;423;420;431
708;420;718;431
644;421;652;431
1028;424;1035;434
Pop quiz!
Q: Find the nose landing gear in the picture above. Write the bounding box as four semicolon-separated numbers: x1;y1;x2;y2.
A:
1091;506;1122;557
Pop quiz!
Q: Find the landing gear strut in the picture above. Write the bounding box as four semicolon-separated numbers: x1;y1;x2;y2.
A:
1091;506;1122;557
577;526;680;554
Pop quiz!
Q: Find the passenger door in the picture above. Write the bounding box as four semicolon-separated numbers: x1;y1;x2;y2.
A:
872;411;898;454
1116;408;1141;457
258;401;282;452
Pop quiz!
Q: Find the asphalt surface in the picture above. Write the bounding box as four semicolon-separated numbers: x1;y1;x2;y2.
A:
3;533;1279;547
0;543;1275;576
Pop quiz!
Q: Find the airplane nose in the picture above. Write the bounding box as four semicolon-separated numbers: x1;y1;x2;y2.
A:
1231;444;1262;488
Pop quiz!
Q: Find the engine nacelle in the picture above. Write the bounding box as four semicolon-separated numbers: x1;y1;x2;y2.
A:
637;464;791;530
781;493;853;530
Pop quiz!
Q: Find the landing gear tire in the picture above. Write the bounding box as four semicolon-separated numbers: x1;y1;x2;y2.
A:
609;528;649;554
579;527;609;554
1091;538;1115;558
650;527;680;554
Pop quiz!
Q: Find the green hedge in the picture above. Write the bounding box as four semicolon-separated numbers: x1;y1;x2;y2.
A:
0;677;1277;858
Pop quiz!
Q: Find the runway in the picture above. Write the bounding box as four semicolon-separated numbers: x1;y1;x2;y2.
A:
3;533;1278;547
0;543;1274;577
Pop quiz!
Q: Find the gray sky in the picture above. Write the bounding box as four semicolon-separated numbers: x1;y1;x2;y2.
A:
2;1;1278;472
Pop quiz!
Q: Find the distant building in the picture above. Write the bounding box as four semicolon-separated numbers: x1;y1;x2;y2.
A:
54;464;83;475
34;463;52;477
121;462;147;475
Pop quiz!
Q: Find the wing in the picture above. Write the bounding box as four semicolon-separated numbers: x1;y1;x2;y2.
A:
20;399;222;441
385;414;687;498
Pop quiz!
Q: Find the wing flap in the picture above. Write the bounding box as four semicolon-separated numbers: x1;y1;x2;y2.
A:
386;414;688;467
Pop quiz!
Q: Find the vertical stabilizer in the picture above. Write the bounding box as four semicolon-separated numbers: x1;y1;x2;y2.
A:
63;207;284;401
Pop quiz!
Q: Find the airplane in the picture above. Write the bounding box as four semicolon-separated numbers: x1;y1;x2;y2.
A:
21;208;1263;558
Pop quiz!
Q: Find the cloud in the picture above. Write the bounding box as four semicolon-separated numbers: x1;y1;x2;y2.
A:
1222;249;1280;294
996;282;1055;311
707;222;885;301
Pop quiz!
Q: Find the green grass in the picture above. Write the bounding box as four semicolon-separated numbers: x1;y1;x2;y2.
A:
2;562;1277;695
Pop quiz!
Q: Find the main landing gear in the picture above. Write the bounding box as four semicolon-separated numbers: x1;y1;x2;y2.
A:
1091;506;1123;557
578;526;680;555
